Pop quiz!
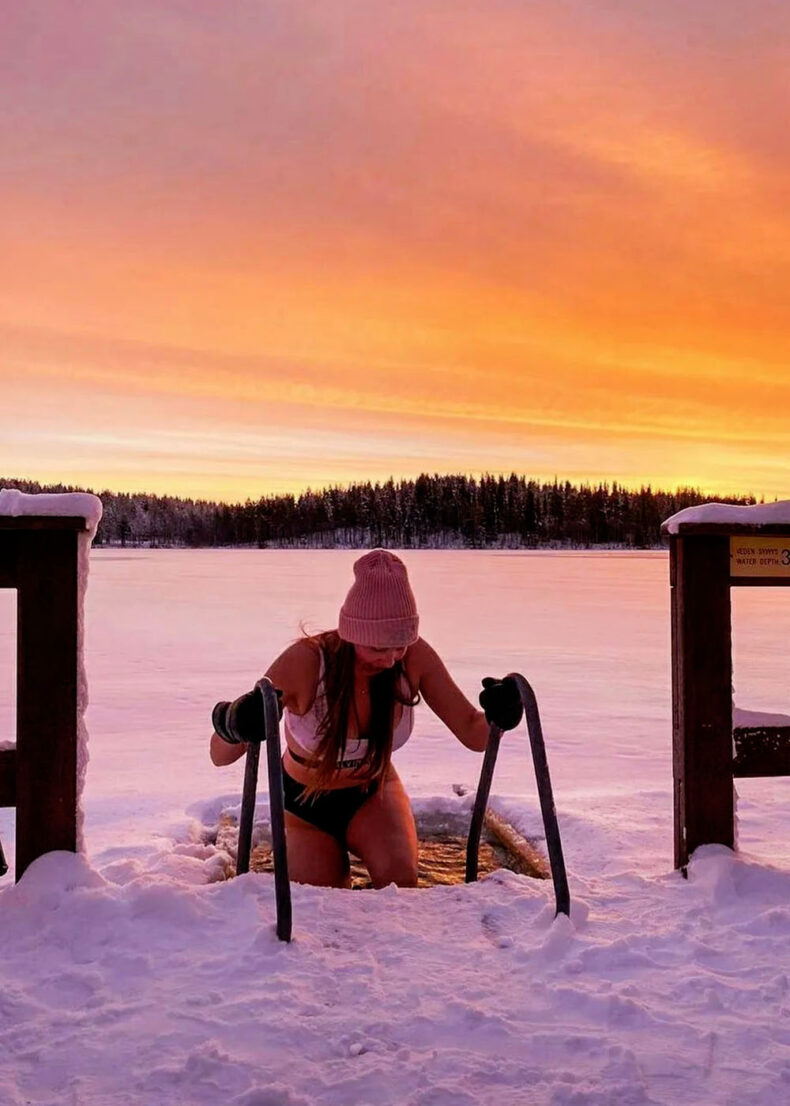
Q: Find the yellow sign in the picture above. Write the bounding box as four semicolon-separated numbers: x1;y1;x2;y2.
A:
730;536;790;578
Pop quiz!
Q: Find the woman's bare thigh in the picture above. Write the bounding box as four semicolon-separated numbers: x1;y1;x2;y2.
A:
284;810;350;888
346;769;418;888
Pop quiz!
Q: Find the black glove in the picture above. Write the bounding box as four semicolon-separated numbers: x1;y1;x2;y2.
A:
212;687;283;745
479;676;523;731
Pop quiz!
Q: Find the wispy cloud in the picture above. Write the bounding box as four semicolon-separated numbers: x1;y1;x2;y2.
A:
1;1;788;498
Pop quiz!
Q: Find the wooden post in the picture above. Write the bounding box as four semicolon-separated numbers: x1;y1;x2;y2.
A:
670;534;733;867
15;528;81;878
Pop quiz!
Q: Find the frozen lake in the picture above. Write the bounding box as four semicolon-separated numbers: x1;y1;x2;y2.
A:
1;548;789;870
3;548;790;1106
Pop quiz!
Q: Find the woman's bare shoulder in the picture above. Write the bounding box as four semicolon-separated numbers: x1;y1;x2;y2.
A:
265;638;321;713
405;637;442;680
408;636;440;661
286;637;322;663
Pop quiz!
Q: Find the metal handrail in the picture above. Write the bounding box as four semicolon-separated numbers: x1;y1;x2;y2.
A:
466;673;570;917
237;671;569;937
236;678;292;942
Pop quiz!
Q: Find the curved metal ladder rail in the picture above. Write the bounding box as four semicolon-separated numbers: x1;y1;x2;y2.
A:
235;678;292;942
465;672;570;917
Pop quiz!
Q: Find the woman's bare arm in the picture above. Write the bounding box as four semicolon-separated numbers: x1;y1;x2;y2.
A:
209;731;246;766
410;638;490;752
209;639;319;766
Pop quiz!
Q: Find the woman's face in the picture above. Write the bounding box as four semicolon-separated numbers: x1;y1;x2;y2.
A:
354;643;407;672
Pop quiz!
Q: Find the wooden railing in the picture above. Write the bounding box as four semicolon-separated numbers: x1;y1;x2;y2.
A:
0;516;86;879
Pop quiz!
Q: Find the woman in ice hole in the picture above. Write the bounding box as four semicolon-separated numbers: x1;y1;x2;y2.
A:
210;549;522;888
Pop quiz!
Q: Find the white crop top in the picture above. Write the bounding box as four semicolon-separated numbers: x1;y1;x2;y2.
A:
284;649;415;766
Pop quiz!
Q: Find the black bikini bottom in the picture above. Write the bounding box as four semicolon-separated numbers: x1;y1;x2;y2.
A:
281;763;379;844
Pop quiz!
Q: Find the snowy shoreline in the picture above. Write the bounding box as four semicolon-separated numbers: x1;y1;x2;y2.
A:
92;541;671;552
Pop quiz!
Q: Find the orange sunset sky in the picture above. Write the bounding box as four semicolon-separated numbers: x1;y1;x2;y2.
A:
2;2;789;502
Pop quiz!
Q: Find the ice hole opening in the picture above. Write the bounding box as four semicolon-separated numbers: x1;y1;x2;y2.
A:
211;809;549;887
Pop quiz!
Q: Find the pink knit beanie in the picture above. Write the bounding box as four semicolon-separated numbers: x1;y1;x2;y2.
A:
338;549;419;648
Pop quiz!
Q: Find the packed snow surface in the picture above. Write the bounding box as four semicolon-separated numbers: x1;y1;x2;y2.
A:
1;548;789;1105
662;499;790;533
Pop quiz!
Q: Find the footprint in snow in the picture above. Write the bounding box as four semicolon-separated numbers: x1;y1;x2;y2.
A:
480;911;514;948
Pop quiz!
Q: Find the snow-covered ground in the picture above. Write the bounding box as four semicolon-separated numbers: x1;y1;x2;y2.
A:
1;546;790;1105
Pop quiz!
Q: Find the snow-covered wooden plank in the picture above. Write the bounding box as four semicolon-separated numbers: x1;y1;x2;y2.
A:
483;808;549;879
662;500;790;535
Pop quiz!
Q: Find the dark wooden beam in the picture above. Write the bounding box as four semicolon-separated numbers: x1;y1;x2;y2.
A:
15;529;80;878
0;517;87;531
733;727;790;778
0;747;16;807
731;578;790;588
0;529;17;588
671;534;734;867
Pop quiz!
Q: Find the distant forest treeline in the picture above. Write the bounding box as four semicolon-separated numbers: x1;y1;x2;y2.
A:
1;474;758;549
